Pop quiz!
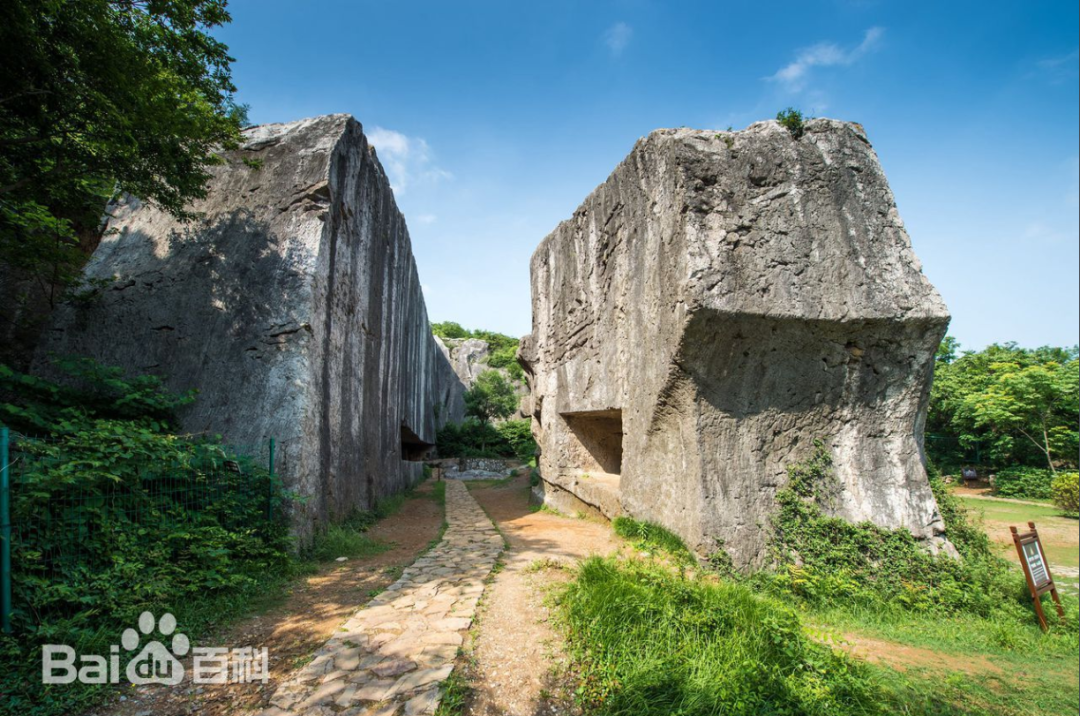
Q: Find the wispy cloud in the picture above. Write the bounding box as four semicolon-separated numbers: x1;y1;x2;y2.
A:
1036;49;1079;83
603;22;633;57
769;27;884;91
414;213;438;225
367;127;452;196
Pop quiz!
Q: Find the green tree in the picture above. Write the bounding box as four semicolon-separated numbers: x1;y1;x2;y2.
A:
431;321;470;339
464;370;518;423
964;360;1079;475
927;338;1079;470
0;0;246;327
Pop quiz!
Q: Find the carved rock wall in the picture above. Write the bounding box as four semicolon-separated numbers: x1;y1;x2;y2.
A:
36;114;465;536
521;119;951;567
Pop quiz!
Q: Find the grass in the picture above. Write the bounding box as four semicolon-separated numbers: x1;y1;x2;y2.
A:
956;496;1079;569
556;552;1079;716
557;557;895;716
612;516;696;566
552;461;1080;716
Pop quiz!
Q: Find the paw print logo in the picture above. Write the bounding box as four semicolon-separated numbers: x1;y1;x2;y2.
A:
122;611;190;685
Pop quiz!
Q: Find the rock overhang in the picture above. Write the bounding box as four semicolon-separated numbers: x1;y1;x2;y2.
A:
523;117;952;567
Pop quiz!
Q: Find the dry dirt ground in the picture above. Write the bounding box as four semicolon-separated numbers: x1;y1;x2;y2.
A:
457;472;620;716
90;481;444;716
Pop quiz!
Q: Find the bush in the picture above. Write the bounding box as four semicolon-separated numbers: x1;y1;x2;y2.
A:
435;417;536;461
494;419;536;461
557;557;888;715
994;466;1055;499
766;442;1021;615
1052;471;1079;515
0;360;295;716
776;107;805;139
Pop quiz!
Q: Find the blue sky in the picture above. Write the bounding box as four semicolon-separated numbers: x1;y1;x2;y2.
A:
218;0;1079;350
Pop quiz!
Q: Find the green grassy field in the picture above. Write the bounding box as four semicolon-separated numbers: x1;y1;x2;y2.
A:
956;495;1079;568
555;495;1080;716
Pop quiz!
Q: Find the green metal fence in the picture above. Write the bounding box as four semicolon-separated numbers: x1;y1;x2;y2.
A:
0;428;277;634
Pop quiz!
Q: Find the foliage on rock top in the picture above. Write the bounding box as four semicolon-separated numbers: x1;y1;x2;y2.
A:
431;321;524;380
776;107;806;139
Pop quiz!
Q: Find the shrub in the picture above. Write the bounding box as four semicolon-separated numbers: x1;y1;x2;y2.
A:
557;557;888;715
435;417;536;461
1052;471;1079;515
994;466;1055;499
494;419;536;461
776;107;805;139
0;360;294;716
767;442;1021;615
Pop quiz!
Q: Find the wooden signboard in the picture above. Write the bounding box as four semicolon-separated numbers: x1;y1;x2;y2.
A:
1011;521;1065;631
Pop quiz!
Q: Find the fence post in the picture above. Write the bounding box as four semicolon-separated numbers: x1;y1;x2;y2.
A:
1;427;12;634
267;438;276;521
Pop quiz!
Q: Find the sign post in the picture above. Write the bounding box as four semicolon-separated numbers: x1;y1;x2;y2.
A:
1011;521;1065;631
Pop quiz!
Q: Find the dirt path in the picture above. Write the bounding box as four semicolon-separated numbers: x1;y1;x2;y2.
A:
460;472;621;716
93;482;444;716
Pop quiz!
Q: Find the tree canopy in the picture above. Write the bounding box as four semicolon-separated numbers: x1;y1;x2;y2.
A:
1;0;246;305
464;370;519;424
928;339;1079;472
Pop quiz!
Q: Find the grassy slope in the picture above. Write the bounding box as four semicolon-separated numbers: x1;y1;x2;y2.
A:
557;514;1079;716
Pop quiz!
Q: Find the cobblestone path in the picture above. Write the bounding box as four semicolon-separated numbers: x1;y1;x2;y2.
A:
260;480;503;716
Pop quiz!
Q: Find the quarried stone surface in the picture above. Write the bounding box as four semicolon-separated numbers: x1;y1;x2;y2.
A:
521;119;951;567
35;114;465;536
260;480;502;716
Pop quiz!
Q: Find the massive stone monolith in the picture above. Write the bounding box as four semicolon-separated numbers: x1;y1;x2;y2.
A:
36;114;465;536
520;119;951;567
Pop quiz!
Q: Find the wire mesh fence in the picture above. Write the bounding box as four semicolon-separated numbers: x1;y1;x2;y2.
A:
0;427;278;634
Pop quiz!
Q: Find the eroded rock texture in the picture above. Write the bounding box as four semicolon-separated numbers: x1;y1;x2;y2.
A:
36;114;465;536
520;119;951;567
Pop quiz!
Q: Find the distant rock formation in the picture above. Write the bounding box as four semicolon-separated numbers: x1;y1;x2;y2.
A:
36;114;465;536
520;119;951;567
435;335;528;419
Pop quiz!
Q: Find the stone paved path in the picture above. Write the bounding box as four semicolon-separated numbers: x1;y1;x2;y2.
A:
259;480;503;716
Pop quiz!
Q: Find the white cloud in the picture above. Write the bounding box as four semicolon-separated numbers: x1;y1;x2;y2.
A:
769;27;883;91
1036;49;1079;83
603;22;633;57
367;127;452;196
1023;221;1066;244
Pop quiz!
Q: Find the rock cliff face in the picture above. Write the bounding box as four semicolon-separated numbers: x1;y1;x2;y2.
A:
36;114;465;536
435;336;528;419
520;119;951;567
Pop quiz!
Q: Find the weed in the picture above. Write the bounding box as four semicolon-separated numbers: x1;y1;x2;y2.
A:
776;107;805;139
435;668;471;715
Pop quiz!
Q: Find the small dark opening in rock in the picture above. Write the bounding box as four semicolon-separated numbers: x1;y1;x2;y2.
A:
561;409;623;475
400;423;433;461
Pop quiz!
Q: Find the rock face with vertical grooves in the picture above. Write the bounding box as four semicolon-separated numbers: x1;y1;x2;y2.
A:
35;114;465;537
520;119;951;567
